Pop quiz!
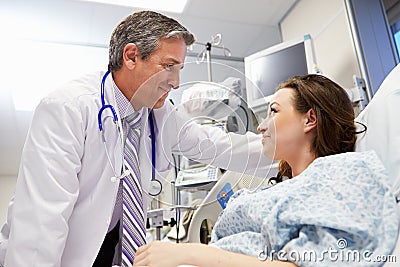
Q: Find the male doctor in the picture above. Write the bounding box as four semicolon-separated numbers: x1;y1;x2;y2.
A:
0;10;271;267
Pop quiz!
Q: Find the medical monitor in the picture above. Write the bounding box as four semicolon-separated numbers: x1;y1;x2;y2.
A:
245;35;316;113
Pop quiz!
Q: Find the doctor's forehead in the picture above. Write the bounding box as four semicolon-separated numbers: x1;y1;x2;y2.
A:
153;38;187;62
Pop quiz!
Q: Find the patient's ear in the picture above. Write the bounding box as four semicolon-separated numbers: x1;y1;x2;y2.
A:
304;108;317;133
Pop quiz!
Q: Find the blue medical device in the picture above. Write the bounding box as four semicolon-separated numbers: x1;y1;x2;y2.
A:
217;182;234;209
98;71;162;196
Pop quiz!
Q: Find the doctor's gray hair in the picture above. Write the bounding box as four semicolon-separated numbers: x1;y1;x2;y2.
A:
108;10;195;72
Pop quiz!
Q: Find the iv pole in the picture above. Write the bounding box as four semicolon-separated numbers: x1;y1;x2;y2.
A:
206;42;212;82
193;34;232;82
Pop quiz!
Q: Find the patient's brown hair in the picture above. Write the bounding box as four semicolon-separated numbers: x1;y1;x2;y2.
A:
276;74;357;179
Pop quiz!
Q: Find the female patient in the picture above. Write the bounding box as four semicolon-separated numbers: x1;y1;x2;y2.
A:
134;74;398;267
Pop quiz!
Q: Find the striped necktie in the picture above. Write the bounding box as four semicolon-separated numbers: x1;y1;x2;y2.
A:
122;112;146;266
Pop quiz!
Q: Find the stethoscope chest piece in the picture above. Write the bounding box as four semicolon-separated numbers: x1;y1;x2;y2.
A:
148;179;162;196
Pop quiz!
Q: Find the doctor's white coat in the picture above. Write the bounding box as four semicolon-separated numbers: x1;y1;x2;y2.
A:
0;71;272;267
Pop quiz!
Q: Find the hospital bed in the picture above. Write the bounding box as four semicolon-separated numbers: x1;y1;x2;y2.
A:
185;166;278;243
186;63;400;264
355;63;400;265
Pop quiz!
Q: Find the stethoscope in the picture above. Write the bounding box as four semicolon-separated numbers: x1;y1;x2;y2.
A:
98;71;162;196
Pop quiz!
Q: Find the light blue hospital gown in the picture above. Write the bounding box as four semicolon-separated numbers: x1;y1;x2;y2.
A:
210;151;399;266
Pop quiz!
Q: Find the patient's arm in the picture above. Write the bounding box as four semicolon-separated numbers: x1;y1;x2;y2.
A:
134;241;298;267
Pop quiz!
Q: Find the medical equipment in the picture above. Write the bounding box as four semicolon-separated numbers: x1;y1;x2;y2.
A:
245;34;316;114
182;35;242;120
343;75;368;115
193;33;232;82
97;71;162;196
175;166;220;189
179;77;242;120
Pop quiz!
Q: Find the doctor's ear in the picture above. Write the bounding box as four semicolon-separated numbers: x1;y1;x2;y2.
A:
123;43;139;69
304;108;317;133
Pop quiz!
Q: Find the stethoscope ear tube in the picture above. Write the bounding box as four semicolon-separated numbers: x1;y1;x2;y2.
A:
148;110;156;180
98;71;118;132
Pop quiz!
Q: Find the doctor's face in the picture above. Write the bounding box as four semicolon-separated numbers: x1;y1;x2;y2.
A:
257;88;306;161
132;38;186;109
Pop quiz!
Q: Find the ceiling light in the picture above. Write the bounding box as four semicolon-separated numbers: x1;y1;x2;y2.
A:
79;0;188;13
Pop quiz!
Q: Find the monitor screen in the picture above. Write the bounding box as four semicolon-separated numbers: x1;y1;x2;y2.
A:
245;37;314;112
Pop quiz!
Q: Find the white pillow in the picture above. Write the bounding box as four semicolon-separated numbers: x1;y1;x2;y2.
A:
355;63;400;199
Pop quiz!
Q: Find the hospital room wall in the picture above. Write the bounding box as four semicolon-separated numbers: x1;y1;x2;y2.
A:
280;0;360;89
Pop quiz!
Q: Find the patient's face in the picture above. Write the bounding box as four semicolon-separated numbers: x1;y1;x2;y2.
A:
257;88;306;161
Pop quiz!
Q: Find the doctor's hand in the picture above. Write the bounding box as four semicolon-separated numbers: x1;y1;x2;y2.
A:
134;240;198;267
